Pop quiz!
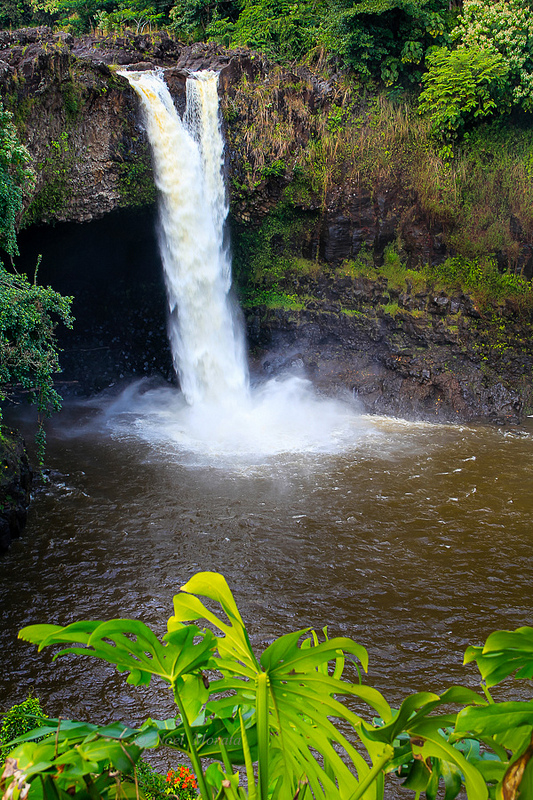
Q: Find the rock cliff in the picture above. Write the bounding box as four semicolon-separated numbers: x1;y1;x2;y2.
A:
0;28;531;427
0;27;258;222
246;277;533;424
0;427;32;551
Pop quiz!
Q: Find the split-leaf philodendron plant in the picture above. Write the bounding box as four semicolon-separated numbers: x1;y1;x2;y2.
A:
3;572;533;800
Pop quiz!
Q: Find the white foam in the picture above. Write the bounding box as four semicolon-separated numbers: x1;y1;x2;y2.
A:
102;377;371;461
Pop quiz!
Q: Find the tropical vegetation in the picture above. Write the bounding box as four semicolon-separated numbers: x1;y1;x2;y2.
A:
2;0;533;146
2;571;533;800
0;100;73;464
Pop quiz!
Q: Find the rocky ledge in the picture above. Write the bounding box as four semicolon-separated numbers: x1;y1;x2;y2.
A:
0;28;260;223
247;274;533;425
0;427;32;552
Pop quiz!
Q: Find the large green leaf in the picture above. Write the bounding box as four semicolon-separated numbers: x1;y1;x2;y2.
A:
364;686;483;745
19;620;216;689
409;718;489;799
169;572;260;677
456;703;533;738
170;572;389;799
7;730;143;796
464;627;533;688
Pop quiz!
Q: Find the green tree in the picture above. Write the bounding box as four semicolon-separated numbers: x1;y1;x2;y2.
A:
455;0;533;111
0;0;33;29
418;44;509;139
169;0;239;43
29;0;118;33
318;0;455;84
207;0;322;61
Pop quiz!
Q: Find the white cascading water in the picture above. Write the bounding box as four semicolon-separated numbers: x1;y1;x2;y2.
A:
110;69;370;464
120;69;248;407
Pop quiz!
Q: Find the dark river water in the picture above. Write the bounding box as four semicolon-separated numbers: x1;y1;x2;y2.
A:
1;395;532;768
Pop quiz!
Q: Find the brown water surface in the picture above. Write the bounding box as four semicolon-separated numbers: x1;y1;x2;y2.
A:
1;402;532;739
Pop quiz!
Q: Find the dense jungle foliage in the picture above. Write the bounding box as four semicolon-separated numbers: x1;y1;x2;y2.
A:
3;0;533;145
4;572;533;800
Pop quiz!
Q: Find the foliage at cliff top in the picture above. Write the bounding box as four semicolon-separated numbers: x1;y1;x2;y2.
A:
420;0;533;139
4;0;533;146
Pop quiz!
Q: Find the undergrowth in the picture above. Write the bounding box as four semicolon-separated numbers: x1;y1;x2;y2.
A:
343;246;533;311
225;71;533;278
0;695;47;763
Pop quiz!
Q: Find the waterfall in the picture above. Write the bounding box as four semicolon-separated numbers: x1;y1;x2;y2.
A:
119;69;248;407
111;68;364;463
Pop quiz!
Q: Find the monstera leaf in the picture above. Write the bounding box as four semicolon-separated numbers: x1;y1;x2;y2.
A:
169;572;392;800
19;620;217;691
22;571;468;800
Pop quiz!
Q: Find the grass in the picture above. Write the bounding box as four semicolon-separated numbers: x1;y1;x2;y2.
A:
226;69;533;282
336;246;533;312
340;307;364;317
382;301;400;316
340;245;426;292
425;256;533;308
241;288;304;309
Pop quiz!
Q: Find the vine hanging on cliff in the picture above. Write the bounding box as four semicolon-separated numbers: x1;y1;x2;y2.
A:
0;101;34;262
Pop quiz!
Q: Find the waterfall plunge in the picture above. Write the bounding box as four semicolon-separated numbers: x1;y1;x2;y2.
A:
111;69;367;464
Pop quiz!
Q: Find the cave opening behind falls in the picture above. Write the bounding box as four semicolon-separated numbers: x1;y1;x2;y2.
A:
115;68;368;463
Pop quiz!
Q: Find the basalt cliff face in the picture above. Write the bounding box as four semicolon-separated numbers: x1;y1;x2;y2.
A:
246;280;532;425
0;27;449;258
0;27;256;222
1;28;532;427
0;427;32;552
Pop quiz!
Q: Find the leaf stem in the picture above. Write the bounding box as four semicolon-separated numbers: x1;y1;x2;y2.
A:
481;682;494;704
172;685;211;800
256;672;269;800
238;711;257;800
348;746;394;800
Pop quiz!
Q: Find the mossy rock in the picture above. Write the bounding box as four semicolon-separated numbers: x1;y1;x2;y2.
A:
0;426;32;552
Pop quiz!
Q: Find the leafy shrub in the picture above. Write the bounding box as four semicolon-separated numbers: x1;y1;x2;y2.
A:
0;102;34;261
427;256;533;307
169;0;238;42
135;759;169;800
420;0;533;140
319;0;453;84
0;696;47;764
0;263;74;464
207;0;323;62
419;45;508;140
0;99;74;465
135;759;198;800
455;0;533;112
